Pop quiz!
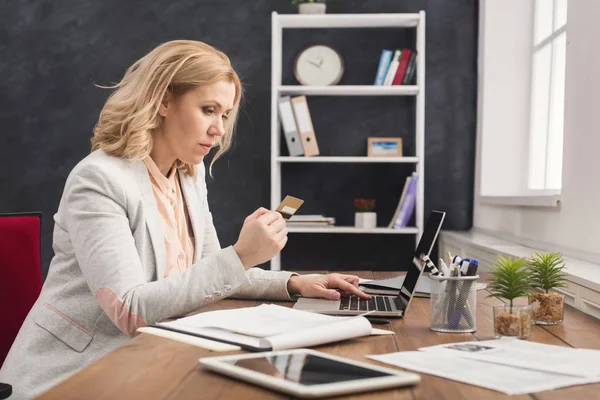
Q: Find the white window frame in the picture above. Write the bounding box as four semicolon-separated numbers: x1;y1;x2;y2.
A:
477;0;566;208
527;0;567;192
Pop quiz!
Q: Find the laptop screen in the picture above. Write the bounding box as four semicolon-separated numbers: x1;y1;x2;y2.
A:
396;211;446;310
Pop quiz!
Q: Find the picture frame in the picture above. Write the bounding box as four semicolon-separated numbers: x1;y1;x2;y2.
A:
367;137;403;157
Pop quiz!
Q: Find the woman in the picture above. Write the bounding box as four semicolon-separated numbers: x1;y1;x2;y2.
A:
0;40;369;399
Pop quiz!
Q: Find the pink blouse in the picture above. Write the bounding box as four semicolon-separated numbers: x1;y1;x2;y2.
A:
144;157;195;277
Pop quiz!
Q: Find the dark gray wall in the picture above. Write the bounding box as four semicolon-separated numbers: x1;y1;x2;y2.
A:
0;0;478;279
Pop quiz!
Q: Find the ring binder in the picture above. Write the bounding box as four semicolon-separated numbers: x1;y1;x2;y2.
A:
278;96;304;156
290;96;320;157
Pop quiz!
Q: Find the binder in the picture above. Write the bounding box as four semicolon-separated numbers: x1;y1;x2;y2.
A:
278;96;304;156
290;96;320;157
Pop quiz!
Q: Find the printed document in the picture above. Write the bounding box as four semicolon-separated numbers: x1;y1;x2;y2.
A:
419;339;600;378
158;304;387;351
368;338;600;395
367;351;600;395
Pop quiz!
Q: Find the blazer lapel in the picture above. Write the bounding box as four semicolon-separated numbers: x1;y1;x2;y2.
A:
135;162;167;280
180;173;203;264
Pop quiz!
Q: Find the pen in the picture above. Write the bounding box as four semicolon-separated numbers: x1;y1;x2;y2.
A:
438;259;449;277
466;260;479;276
460;259;471;276
450;260;479;329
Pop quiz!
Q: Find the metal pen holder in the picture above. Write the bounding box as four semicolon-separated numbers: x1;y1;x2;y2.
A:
429;274;479;333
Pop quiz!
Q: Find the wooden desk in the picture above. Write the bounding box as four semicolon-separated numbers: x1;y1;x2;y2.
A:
35;271;600;400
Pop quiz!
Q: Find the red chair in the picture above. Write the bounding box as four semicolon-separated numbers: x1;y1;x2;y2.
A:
0;213;43;368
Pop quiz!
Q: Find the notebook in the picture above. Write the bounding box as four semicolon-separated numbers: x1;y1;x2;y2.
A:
151;304;384;352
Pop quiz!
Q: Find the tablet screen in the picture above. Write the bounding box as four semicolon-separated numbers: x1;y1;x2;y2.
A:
223;353;392;385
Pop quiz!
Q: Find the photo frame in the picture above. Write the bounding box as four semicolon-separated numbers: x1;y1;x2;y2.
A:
367;137;403;157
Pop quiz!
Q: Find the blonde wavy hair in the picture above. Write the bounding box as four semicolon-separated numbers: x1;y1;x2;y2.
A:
91;40;243;177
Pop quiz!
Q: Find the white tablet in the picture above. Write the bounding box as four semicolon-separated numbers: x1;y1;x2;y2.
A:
199;348;420;398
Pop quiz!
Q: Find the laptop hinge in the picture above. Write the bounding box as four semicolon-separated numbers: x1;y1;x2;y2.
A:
394;295;408;311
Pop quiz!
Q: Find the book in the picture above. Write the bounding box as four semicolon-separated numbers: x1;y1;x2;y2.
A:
288;214;334;222
383;49;402;86
153;304;378;352
393;172;418;228
388;176;412;228
278;96;304;156
402;51;418;85
392;49;412;85
374;49;393;86
287;215;336;228
286;223;335;228
290;96;320;157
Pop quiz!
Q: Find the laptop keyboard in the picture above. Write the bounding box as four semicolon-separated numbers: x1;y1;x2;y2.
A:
339;296;394;312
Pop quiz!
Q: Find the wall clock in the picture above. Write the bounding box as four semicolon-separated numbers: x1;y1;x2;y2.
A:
293;44;344;86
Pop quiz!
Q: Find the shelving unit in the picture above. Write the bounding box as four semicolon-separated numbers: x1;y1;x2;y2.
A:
270;11;426;271
287;227;419;234
277;156;419;163
278;85;419;96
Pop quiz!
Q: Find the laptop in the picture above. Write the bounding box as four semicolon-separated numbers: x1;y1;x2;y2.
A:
293;210;446;317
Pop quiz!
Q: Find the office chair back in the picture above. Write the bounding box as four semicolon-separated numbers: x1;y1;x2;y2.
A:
0;213;43;367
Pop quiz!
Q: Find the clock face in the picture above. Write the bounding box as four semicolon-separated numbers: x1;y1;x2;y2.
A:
294;45;344;86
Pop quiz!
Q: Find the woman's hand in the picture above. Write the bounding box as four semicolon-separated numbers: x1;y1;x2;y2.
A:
233;208;288;270
287;273;371;300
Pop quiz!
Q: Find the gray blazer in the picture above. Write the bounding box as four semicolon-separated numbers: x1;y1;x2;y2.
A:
0;150;295;399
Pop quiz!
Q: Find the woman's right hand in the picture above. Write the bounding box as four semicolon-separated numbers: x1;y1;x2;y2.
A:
233;207;288;269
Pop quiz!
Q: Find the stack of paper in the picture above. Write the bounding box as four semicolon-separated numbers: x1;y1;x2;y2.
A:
153;304;389;351
286;214;335;228
367;339;600;395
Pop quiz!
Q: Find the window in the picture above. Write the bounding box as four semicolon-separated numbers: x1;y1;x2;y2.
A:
528;0;567;191
477;0;567;205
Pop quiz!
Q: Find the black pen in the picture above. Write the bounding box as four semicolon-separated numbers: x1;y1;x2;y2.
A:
364;317;390;325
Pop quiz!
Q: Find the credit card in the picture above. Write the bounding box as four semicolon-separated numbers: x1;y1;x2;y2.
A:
275;195;304;220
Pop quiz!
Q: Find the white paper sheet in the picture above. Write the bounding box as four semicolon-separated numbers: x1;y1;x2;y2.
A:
166;304;343;337
137;327;240;351
159;304;379;350
371;328;395;335
267;317;372;350
419;339;600;378
367;351;600;395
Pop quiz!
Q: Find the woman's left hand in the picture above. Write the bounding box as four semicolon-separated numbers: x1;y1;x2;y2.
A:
287;273;371;300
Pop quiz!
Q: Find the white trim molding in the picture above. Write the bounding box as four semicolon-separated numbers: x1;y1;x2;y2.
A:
439;229;600;319
479;194;561;208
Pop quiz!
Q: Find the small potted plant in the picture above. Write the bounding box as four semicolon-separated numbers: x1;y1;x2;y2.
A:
292;0;327;14
528;251;568;325
354;198;376;229
487;255;533;339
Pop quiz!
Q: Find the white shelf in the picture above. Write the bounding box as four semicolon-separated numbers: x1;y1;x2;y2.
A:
270;11;426;270
277;156;419;163
287;226;419;234
278;85;418;96
277;13;420;29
